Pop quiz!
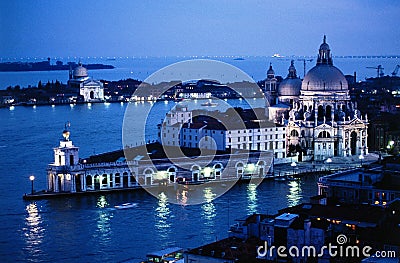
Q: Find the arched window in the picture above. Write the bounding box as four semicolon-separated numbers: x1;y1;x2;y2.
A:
318;131;331;138
290;130;299;137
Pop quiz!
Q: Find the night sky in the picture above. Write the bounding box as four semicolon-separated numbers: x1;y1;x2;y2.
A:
1;0;399;57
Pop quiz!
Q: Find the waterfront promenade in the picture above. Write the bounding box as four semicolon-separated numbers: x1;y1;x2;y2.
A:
274;152;380;176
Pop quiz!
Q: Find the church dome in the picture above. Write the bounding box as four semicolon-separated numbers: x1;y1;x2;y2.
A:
302;64;348;91
278;60;301;96
278;78;302;96
301;36;348;92
73;64;88;79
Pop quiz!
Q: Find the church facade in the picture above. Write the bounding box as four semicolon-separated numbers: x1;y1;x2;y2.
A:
67;63;104;102
267;36;368;161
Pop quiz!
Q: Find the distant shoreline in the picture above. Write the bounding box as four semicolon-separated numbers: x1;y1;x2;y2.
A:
0;60;114;72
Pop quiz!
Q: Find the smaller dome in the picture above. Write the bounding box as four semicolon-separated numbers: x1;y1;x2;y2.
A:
278;78;301;96
73;64;88;79
277;60;301;96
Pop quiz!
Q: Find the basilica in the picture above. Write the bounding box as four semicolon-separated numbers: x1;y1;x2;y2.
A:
67;63;104;102
266;36;368;161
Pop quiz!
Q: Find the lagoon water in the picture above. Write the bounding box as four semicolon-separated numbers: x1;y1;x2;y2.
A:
0;101;320;262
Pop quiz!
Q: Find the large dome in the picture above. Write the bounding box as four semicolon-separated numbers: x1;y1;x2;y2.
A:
302;64;348;91
301;36;348;92
73;64;88;79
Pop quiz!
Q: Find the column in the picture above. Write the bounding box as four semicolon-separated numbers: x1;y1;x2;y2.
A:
71;174;76;193
91;176;95;190
54;175;58;192
81;174;86;191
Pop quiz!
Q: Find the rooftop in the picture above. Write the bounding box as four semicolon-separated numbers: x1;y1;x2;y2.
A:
83;142;256;164
279;203;386;226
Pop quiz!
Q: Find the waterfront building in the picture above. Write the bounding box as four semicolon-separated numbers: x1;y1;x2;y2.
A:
67;63;104;102
267;36;369;161
159;104;192;147
160;107;288;160
46;127;272;194
318;167;400;206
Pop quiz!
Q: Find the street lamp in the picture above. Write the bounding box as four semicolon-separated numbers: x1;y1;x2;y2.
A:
29;175;35;194
290;161;297;175
326;158;332;171
359;155;364;167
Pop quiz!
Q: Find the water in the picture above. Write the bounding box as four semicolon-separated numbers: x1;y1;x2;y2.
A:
0;56;399;89
0;102;319;262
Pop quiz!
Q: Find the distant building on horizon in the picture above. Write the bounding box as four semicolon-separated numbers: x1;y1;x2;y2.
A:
67;63;104;102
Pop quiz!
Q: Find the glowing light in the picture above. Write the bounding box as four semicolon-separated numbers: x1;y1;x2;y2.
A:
29;175;35;181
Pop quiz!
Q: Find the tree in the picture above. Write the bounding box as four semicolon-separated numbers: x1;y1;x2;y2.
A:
38;81;42;89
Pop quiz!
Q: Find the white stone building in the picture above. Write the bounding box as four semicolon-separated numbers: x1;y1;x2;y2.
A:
268;36;368;161
67;63;104;102
158;105;192;147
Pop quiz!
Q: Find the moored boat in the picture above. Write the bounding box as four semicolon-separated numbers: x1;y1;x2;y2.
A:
114;202;138;209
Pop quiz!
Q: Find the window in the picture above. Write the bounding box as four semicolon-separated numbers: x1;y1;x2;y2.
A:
275;141;278;149
249;136;252;141
270;141;274;150
257;135;260;140
238;137;240;142
290;130;299;137
275;134;278;139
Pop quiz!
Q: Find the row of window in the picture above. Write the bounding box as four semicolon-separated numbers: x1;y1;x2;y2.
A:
228;127;285;134
233;141;285;151
228;134;284;142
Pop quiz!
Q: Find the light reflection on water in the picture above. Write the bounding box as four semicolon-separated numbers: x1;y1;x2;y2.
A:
155;192;172;243
201;188;217;242
287;180;302;207
23;202;46;260
246;183;258;214
94;196;113;245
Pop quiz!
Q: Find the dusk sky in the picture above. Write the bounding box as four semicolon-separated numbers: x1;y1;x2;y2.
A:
1;0;399;58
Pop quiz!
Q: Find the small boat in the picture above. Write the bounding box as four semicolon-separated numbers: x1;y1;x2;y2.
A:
178;180;206;185
114;202;138;209
274;175;286;181
145;247;184;263
201;101;218;107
